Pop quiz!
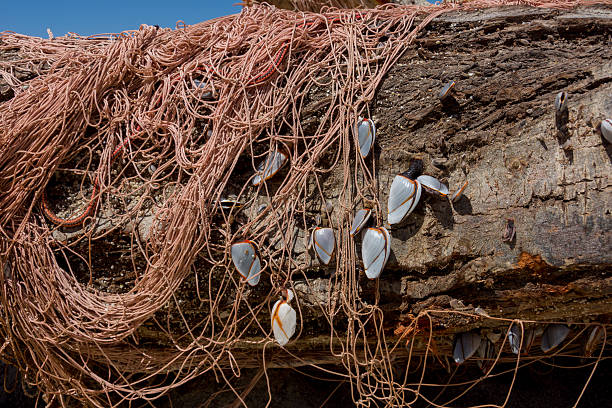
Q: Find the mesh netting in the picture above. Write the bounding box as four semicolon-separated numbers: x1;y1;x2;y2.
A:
0;0;609;406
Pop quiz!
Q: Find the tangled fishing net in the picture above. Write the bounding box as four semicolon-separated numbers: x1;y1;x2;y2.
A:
0;0;609;406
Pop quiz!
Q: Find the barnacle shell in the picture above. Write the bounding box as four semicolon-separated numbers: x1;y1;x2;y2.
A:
523;328;539;354
252;147;289;186
350;209;372;236
193;79;206;88
416;175;449;197
361;227;391;279
600;118;612;143
230;240;261;286
256;203;268;214
310;227;335;265
450;180;469;203
357;117;376;158
541;324;570;353
193;79;217;101
584;325;604;357
476;339;496;372
388;175;421;226
502;218;515;243
220;194;243;210
271;298;296;346
453;332;481;364
285;288;294;303
554;91;568;113
439;80;456;101
507;323;522;355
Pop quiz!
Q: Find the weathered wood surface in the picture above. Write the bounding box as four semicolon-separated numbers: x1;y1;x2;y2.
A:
292;4;612;358
380;4;612;319
1;5;611;367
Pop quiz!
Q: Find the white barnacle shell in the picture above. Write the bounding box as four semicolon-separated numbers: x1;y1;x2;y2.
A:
507;323;522;355
584;325;604;357
230;240;261;286
271;298;296;346
252;147;289;186
450;180;468;203
388;175;422;226
554;91;568;113
310;227;335;265
600;118;612;143
285;288;294;302
257;203;268;214
361;227;391;279
416;175;449;198
220;194;243;210
439;80;455;101
453;332;481;364
540;324;570;353
350;209;372;236
193;79;206;89
357;117;376;158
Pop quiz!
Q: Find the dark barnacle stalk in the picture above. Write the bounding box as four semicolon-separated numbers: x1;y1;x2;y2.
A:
401;159;423;180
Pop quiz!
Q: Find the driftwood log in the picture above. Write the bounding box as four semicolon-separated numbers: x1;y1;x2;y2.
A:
1;3;611;406
154;4;610;363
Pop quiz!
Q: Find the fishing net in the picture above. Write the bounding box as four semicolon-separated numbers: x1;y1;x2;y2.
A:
0;0;609;406
252;0;388;12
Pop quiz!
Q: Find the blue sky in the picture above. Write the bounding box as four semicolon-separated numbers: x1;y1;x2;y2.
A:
1;1;240;38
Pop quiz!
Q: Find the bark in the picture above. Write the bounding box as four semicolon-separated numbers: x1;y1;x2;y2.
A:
1;5;611;368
